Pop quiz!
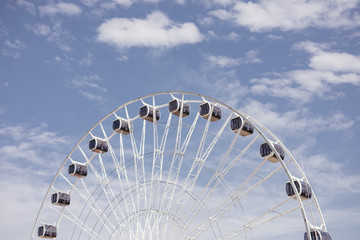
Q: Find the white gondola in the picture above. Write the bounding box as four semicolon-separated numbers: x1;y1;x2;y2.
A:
139;105;160;122
112;118;130;135
51;192;70;206
260;142;285;163
304;229;332;240
168;99;190;117
89;138;108;153
38;225;57;239
286;178;312;200
68;162;87;177
199;102;221;122
230;116;254;136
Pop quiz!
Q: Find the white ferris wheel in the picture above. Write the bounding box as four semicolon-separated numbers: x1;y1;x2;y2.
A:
31;91;332;240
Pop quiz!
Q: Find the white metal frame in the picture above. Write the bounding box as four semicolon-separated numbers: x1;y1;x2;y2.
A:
31;91;327;240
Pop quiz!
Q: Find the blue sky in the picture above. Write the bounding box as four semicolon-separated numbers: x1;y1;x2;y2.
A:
0;0;360;239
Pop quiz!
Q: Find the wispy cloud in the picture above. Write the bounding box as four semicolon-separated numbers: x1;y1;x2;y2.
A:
1;39;26;58
79;52;93;67
25;23;51;36
39;2;82;17
47;21;75;52
250;41;360;103
210;0;360;32
16;0;36;15
240;99;354;137
205;54;240;68
204;50;261;68
97;11;203;49
0;123;68;164
68;75;107;101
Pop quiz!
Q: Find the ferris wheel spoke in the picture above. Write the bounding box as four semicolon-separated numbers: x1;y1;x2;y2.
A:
184;159;289;239
47;203;107;240
160;112;201;237
57;172;123;237
221;200;314;240
174;113;233;217
86;160;131;235
182;133;261;228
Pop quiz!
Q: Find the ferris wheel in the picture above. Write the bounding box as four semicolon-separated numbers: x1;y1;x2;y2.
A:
31;91;332;240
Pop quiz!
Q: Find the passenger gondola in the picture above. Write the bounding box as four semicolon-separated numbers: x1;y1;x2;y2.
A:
89;138;108;153
304;229;332;240
38;225;57;239
169;99;190;117
230;116;254;136
51;192;71;206
139;105;160;122
260;142;285;163
68;162;87;177
112;118;130;135
286;179;312;200
199;102;221;122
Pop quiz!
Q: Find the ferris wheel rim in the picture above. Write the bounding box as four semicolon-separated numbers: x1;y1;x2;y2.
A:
31;91;327;240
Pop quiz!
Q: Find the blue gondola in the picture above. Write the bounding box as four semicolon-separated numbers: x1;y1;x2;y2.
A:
68;162;87;177
139;105;160;122
51;192;71;206
304;229;332;240
230;116;254;136
260;142;285;163
169;99;190;117
38;225;57;239
113;118;130;135
89;138;108;153
199;102;221;122
286;179;312;200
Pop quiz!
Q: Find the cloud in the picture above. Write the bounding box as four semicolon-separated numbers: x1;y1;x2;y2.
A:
240;99;354;136
0;123;70;239
250;42;360;103
25;23;51;36
1;39;26;58
16;0;36;15
205;54;240;68
209;0;360;32
46;21;75;52
204;50;261;68
39;2;82;17
79;52;93;67
245;50;262;63
0;123;68;165
68;75;107;101
97;11;203;49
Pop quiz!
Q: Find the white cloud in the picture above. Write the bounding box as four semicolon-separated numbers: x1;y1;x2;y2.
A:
78;90;104;101
304;154;360;198
240;99;354;136
4;39;26;49
206;30;241;41
16;0;36;15
25;23;51;36
210;0;360;32
97;11;203;49
2;39;26;58
0;123;68;164
309;52;360;73
205;54;240;68
250;42;360;103
39;2;82;17
245;50;262;63
68;75;107;101
46;21;75;52
79;52;93;67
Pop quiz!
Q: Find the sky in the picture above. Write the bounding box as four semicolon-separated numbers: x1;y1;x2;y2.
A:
0;0;360;239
